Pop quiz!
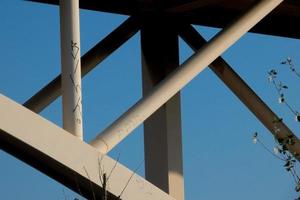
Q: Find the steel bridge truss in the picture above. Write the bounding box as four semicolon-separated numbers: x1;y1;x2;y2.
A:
1;0;300;199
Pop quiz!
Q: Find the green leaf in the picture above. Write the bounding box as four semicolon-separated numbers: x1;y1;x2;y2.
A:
273;117;283;124
296;115;300;122
280;61;287;65
284;161;290;167
277;138;284;144
282;145;288;151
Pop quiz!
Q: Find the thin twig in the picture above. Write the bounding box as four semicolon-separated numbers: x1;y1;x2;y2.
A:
293;167;300;181
284;101;298;116
103;173;108;200
107;153;120;182
257;139;286;161
282;58;300;78
290;167;299;184
270;78;298;117
73;172;83;199
271;79;282;97
83;166;96;200
98;154;105;185
62;189;68;200
118;159;144;199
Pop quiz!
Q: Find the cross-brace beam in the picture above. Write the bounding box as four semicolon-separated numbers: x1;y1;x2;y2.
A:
0;94;176;200
23;17;139;113
179;24;300;162
90;0;284;154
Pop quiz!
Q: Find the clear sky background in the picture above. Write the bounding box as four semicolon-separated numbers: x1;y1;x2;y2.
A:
1;0;300;200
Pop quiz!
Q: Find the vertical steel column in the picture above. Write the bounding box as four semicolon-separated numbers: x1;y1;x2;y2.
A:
141;18;184;200
90;0;283;153
24;17;139;114
60;0;83;139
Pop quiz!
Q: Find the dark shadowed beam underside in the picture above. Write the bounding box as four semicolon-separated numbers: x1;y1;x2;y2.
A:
27;0;300;39
27;0;154;15
1;95;176;200
185;6;300;39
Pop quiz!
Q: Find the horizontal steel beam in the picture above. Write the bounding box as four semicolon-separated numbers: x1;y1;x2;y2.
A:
27;0;300;39
0;94;176;200
179;24;300;162
23;17;139;113
187;7;300;39
27;0;148;15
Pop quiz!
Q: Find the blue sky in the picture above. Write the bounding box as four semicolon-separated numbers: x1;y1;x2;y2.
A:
1;0;300;199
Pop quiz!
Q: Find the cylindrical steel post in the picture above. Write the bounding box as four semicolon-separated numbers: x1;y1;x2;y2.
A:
90;0;283;153
23;17;139;114
60;0;83;140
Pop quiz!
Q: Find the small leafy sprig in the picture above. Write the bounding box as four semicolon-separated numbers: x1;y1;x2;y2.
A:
267;68;300;121
253;131;300;198
75;154;143;200
280;57;300;78
253;116;300;199
259;57;300;200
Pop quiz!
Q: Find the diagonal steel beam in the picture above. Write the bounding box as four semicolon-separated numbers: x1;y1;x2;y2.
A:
90;0;284;154
179;24;300;162
0;94;176;200
23;17;139;113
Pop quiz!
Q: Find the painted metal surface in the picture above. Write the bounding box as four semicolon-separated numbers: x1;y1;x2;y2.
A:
24;17;139;113
141;20;184;200
28;0;300;39
60;0;83;139
0;94;176;200
90;0;284;154
179;24;300;162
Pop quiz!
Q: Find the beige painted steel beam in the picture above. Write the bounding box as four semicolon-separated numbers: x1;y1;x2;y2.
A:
23;17;139;113
179;24;300;162
0;94;176;200
141;19;184;200
59;0;83;139
90;0;284;154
